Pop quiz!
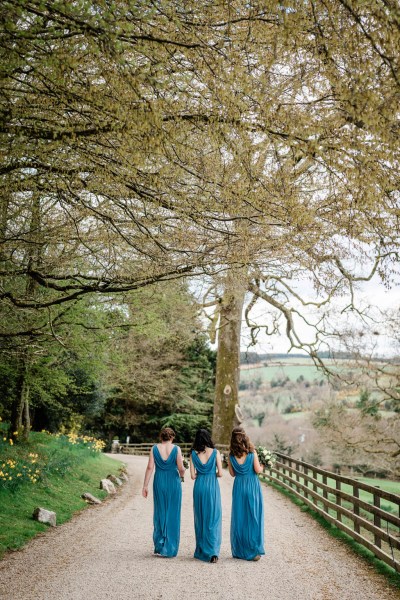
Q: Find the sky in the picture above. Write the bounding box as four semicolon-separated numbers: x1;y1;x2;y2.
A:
240;275;400;357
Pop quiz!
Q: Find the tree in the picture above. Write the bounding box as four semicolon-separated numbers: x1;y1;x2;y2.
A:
1;1;399;445
99;281;215;442
313;311;400;476
0;294;124;437
159;335;216;442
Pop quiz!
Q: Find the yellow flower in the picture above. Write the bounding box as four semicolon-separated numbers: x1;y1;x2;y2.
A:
13;431;18;436
2;438;6;442
9;439;13;445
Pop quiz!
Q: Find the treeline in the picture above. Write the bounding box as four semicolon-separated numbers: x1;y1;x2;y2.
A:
0;282;215;446
240;351;363;364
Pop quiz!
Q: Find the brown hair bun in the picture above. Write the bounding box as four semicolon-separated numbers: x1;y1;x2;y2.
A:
159;427;175;442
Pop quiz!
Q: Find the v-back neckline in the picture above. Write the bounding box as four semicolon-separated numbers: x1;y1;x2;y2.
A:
195;448;215;465
233;452;250;465
156;444;175;462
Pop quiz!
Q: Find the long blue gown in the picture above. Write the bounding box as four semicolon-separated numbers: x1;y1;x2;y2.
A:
152;444;182;557
230;452;265;560
192;449;222;562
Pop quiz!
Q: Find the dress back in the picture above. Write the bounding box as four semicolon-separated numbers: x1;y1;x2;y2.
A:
191;448;217;474
229;451;265;560
153;444;178;470
151;444;182;557
191;448;222;561
230;451;254;475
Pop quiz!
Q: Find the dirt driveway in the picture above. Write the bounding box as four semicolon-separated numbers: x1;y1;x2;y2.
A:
0;454;397;600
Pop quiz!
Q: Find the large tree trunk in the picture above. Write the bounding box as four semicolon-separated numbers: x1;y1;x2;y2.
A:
212;281;246;445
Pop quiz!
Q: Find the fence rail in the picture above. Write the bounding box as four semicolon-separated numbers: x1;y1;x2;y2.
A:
116;442;229;455
263;453;400;572
116;443;400;571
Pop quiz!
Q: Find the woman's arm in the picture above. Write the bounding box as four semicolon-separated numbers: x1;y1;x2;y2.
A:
142;448;155;498
216;450;223;477
190;454;197;480
227;455;236;477
253;451;263;475
176;446;186;477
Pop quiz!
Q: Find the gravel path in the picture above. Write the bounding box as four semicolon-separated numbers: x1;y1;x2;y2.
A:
0;454;398;600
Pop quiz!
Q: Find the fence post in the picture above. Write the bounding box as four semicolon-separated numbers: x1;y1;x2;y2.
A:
373;493;381;548
353;484;360;534
322;474;328;513
304;465;309;500
336;480;342;522
313;469;318;507
295;462;300;493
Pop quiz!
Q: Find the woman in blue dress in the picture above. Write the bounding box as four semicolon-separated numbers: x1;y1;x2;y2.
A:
228;426;265;561
190;429;223;563
142;427;185;557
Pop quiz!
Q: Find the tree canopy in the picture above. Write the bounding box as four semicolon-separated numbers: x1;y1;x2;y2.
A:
1;1;399;443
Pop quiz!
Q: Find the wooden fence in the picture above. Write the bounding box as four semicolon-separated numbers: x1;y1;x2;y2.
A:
116;442;229;456
263;453;400;572
116;443;400;571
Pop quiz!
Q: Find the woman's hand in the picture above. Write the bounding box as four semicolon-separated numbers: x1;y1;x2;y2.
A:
142;486;148;498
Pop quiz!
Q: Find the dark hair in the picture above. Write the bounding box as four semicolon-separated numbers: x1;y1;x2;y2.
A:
230;426;254;458
159;427;175;442
192;429;215;452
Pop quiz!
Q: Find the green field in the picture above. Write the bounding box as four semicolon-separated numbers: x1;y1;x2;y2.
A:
358;478;400;496
240;358;339;383
320;475;400;512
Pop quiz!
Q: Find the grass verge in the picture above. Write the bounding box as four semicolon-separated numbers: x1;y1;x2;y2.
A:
261;477;400;590
0;431;123;559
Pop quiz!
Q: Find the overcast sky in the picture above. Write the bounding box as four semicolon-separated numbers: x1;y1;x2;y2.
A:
240;274;400;357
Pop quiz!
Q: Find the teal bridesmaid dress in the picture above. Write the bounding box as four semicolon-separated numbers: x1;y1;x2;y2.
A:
230;452;265;560
152;444;182;557
192;449;222;561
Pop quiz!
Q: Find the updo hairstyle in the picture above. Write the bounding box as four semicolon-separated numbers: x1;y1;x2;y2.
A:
159;427;175;442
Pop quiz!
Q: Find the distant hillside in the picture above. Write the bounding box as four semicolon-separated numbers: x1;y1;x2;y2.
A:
239;351;354;364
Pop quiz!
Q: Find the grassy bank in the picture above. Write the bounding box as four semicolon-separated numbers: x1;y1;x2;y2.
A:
0;430;123;559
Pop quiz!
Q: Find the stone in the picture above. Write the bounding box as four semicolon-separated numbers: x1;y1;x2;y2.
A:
111;440;120;453
100;478;116;494
107;474;123;486
119;472;129;482
32;507;56;526
81;492;102;505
